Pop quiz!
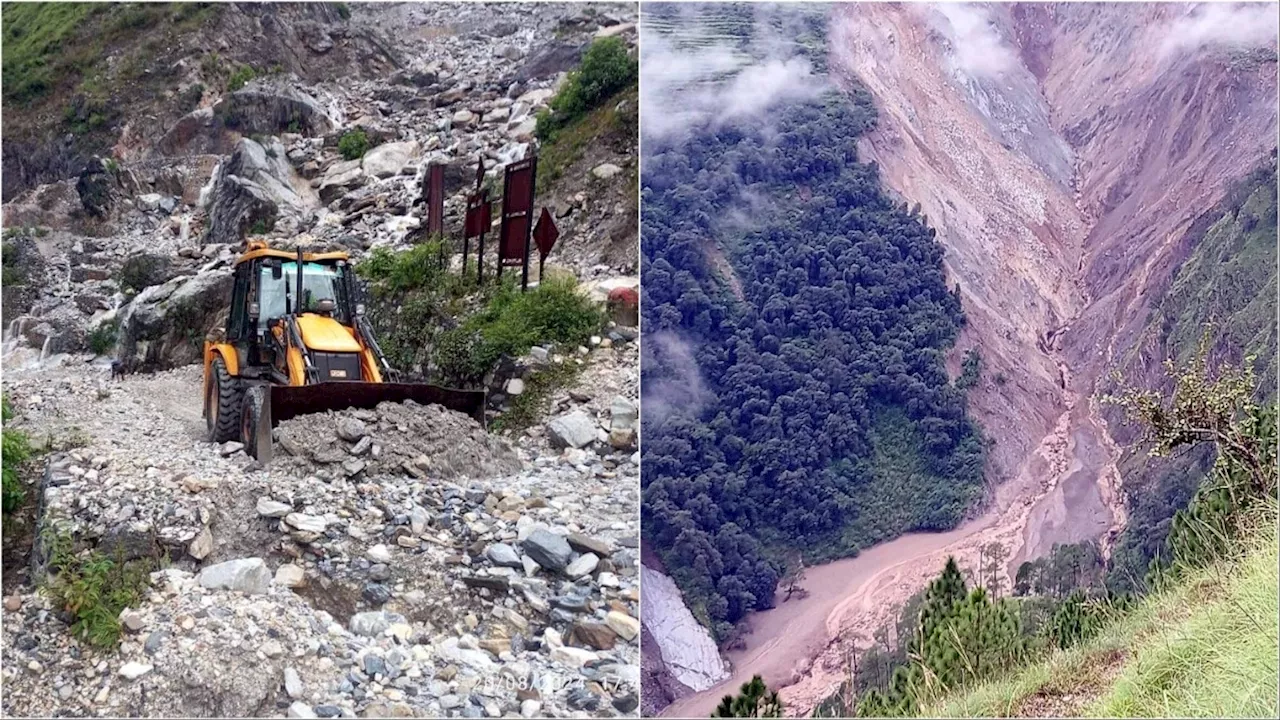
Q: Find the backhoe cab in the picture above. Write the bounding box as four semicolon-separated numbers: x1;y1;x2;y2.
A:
203;241;485;462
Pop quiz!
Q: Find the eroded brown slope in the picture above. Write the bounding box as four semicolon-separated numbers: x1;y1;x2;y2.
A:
747;3;1280;715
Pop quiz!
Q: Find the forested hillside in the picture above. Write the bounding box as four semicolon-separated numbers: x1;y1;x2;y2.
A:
640;90;986;640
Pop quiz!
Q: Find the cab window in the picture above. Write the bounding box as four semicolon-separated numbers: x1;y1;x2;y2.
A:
257;261;349;330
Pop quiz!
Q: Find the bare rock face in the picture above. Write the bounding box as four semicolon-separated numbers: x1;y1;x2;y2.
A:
115;269;233;371
203;137;318;245
639;565;728;692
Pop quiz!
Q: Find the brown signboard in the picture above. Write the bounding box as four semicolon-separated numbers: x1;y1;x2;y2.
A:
465;193;491;238
533;208;559;260
498;156;537;270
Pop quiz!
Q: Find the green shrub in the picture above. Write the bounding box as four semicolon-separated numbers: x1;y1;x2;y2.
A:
227;64;257;91
956;348;981;390
87;318;119;356
338;128;370;160
2;396;33;513
334;2;351;20
248;217;275;236
435;276;604;383
358;243;458;294
536;37;637;142
492;361;582;433
43;530;155;648
2;240;24;286
358;247;602;385
357;242;473;370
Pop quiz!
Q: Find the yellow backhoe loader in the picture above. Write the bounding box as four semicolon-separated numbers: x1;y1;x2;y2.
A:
202;241;485;461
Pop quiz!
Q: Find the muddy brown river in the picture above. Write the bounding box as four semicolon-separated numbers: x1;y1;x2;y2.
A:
661;403;1121;718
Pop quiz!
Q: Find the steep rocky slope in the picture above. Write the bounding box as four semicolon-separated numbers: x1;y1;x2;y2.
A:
746;2;1278;713
2;3;640;718
647;4;1275;717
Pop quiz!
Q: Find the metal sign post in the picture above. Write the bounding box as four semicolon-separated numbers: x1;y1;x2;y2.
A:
465;191;492;284
426;163;445;267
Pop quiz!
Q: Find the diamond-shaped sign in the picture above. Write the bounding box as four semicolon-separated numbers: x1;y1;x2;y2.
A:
533;208;559;261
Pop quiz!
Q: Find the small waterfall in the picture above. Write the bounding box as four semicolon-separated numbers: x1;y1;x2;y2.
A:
178;214;193;244
38;336;53;363
1;319;23;358
197;162;221;209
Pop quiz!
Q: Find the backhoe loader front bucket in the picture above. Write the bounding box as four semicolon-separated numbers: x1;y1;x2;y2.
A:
239;382;486;462
268;382;487;428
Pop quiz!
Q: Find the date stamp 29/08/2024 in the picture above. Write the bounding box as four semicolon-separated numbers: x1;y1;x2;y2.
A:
480;669;629;698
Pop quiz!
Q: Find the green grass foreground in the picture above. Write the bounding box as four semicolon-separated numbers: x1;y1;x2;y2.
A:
928;510;1278;718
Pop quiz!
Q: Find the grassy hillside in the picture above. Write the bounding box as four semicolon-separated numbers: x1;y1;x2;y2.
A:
928;514;1278;718
2;2;218;104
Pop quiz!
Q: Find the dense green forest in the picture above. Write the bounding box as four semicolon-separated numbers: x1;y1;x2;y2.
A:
640;87;987;639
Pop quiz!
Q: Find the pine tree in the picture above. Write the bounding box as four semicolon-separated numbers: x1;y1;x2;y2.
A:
713;675;783;718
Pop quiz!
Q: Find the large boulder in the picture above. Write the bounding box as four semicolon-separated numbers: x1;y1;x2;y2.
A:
203;138;318;245
116;269;233;370
159;87;335;157
75;158;120;219
0;232;47;318
509;41;586;84
546;410;598;449
361;141;421;179
213;86;336;137
1;180;80;231
198;558;271;595
317;159;367;204
8;312;84;357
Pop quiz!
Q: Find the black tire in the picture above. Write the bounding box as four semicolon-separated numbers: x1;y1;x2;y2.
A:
205;356;244;443
239;384;268;461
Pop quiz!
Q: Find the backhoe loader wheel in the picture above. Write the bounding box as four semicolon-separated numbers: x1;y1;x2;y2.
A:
239;385;270;462
205;356;244;443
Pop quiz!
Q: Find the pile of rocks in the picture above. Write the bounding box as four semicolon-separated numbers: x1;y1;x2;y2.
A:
274;401;521;482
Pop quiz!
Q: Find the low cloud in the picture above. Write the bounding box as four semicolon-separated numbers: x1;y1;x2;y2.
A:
1159;2;1279;59
925;3;1017;78
642;331;712;426
640;8;827;146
